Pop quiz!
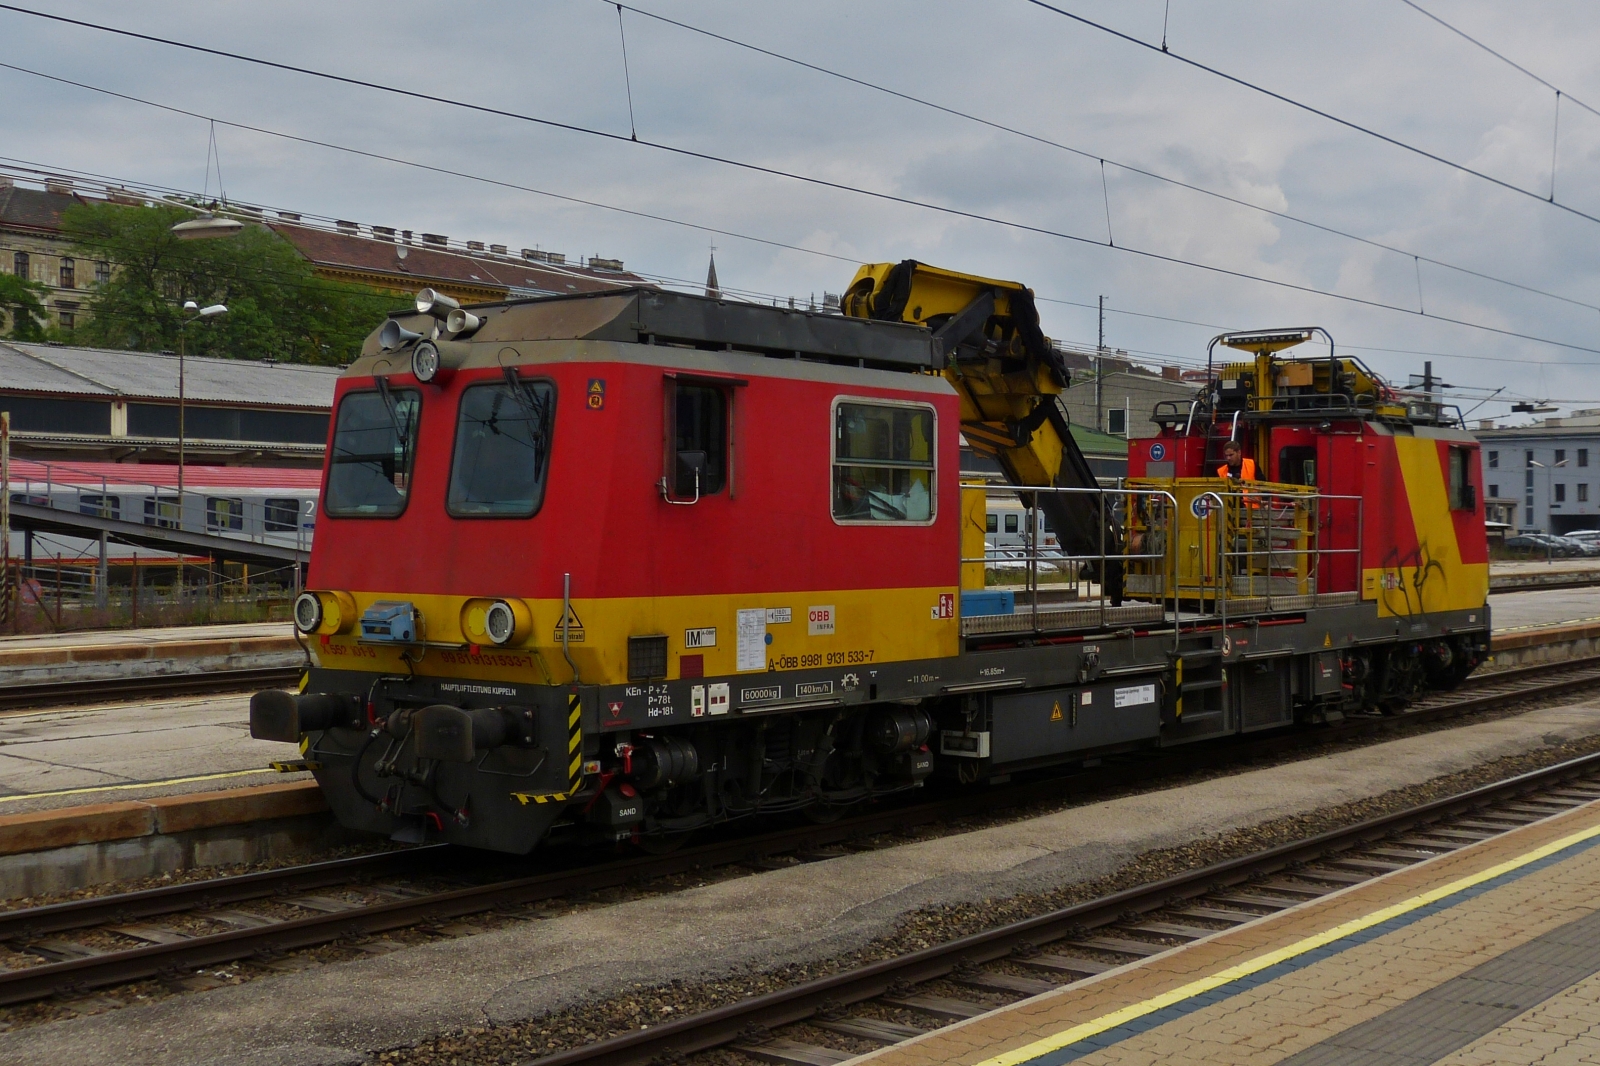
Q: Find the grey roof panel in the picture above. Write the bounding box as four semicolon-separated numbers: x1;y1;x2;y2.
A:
0;343;338;408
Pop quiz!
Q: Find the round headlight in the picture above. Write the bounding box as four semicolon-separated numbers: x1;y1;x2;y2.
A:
412;341;440;383
484;600;517;646
293;591;324;634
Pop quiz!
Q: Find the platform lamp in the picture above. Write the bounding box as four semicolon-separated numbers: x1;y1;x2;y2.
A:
167;206;240;511
1529;458;1569;561
175;302;228;508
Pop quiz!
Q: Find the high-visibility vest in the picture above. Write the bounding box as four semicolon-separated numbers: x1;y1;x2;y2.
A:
1216;457;1257;480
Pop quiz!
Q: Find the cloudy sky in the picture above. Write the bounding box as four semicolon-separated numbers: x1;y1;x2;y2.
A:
4;0;1598;421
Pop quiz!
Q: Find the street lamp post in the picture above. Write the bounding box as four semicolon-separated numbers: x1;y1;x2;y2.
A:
176;302;228;506
1530;458;1570;562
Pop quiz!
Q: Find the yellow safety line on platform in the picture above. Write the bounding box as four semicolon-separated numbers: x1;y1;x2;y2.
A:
0;767;282;804
973;816;1600;1066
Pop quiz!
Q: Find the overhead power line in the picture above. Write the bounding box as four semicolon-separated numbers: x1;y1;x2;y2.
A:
1019;0;1600;227
0;25;1597;359
611;0;1600;315
1400;0;1600;121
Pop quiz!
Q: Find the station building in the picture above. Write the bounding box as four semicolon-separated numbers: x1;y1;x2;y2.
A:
0;341;338;467
1477;412;1600;534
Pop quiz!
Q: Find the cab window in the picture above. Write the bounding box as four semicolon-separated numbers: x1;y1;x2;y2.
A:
832;400;935;523
325;387;420;517
447;376;556;517
672;384;727;497
1448;446;1476;511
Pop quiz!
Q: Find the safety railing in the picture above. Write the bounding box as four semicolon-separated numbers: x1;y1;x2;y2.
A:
963;483;1183;648
1190;487;1364;625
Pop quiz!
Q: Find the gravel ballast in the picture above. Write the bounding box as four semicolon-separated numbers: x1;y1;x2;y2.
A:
2;698;1599;1066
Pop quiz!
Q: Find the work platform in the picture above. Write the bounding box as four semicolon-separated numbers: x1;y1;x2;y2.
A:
850;795;1600;1066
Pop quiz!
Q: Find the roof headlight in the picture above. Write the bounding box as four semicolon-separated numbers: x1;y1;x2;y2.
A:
484;600;517;646
412;341;441;383
293;591;323;634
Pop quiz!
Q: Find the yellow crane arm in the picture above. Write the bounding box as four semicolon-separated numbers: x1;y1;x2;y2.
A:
842;261;1122;586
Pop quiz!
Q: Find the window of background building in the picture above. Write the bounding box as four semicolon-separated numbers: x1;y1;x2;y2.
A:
1107;409;1127;435
58;257;74;289
1581;449;1590;468
1556;448;1567;464
985;513;998;533
1527;450;1535;467
1005;513;1019;533
94;261;110;285
1527;507;1535;525
1556;484;1567;503
12;251;27;279
1581;485;1590;503
1488;451;1498;469
58;310;74;330
1489;484;1499;498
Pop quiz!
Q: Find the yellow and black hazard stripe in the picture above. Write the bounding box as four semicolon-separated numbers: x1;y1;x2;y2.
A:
512;691;585;806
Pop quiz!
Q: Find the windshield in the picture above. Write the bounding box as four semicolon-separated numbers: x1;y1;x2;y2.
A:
447;378;555;516
325;388;420;517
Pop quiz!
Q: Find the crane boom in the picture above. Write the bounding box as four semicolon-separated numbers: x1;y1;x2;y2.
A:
841;260;1123;598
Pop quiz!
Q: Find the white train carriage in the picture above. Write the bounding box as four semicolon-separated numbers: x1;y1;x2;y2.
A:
6;459;321;566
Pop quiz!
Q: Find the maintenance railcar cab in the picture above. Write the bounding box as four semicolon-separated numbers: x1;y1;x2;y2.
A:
253;284;1490;853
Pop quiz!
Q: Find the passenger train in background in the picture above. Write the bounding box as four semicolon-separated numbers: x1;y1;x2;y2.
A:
5;459;319;573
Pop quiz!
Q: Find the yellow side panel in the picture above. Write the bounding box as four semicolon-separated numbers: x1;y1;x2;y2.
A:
1365;437;1489;617
960;486;988;591
313;586;959;686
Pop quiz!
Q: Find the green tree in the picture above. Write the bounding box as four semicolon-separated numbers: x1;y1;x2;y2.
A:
62;202;399;364
0;272;49;341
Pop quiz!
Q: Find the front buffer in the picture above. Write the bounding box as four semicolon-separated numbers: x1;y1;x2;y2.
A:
252;668;582;853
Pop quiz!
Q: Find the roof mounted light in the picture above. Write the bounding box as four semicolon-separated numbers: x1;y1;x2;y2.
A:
170;214;245;240
412;341;443;383
1219;329;1315;353
415;288;460;317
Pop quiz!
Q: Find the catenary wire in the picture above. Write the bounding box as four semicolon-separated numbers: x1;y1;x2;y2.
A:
1399;0;1600;121
1019;0;1600;227
0;32;1595;361
610;0;1600;315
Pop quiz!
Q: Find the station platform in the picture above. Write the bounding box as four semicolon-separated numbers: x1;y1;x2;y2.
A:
0;621;299;686
850;794;1600;1066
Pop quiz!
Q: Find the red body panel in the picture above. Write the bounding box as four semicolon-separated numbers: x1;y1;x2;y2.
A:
308;361;961;601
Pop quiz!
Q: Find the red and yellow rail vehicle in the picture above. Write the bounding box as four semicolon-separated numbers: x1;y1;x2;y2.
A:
252;264;1490;853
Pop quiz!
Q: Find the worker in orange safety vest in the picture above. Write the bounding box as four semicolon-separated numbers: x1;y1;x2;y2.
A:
1217;439;1257;480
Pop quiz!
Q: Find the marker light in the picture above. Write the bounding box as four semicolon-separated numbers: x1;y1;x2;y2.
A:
412;341;441;383
485;601;517;645
293;591;323;634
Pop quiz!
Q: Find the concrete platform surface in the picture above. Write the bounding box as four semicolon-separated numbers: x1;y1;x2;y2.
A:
0;694;304;815
848;781;1600;1066
0;622;293;652
4;699;1600;1065
1484;585;1600;632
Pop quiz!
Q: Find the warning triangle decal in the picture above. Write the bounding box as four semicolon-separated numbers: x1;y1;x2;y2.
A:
555;604;586;643
1050;701;1064;722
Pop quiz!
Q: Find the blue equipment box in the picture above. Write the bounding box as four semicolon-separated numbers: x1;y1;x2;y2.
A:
961;589;1015;617
360;600;419;643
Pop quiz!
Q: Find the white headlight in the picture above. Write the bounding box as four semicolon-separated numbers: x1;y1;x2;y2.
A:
412;341;441;383
485;601;517;645
293;591;323;634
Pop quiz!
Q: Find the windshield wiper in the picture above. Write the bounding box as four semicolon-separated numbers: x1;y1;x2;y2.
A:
374;377;413;474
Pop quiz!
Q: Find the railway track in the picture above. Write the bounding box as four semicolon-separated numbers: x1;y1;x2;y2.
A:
0;665;304;712
527;749;1600;1066
2;653;1599;1014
